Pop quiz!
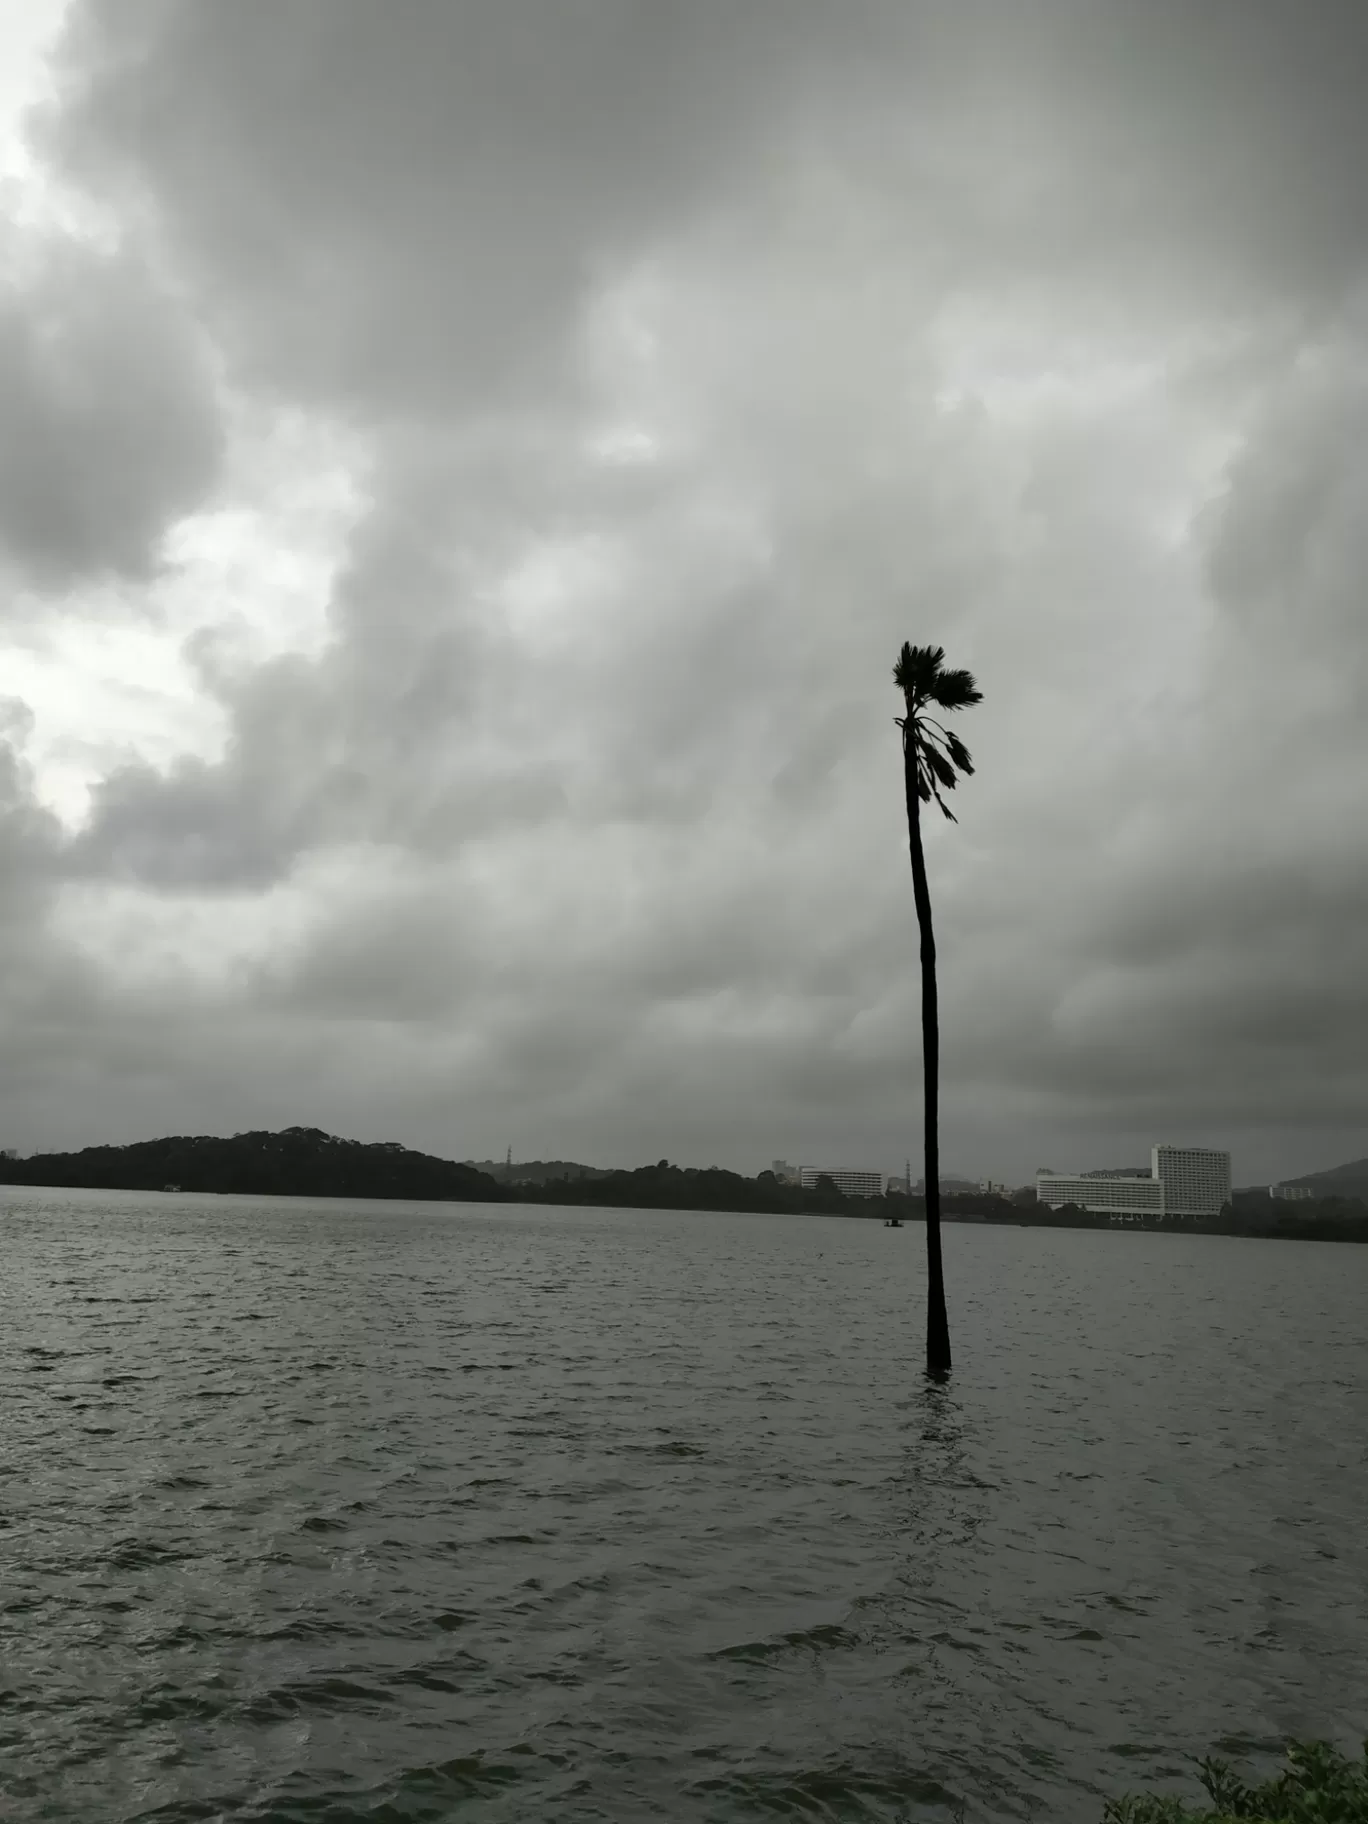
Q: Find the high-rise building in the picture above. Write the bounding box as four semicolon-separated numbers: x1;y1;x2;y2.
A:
799;1166;884;1199
1152;1145;1231;1215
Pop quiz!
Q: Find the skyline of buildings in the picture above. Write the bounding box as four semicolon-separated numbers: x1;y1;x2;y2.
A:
780;1161;1015;1199
1037;1145;1233;1219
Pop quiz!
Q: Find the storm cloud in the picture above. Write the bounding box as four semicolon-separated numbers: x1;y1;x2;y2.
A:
2;0;1367;1183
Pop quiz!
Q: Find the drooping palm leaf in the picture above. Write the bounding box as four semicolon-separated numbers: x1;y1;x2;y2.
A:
924;746;960;795
942;730;974;774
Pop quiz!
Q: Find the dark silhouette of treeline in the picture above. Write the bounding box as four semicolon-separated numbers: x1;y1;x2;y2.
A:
992;1192;1368;1243
0;1136;900;1217
1224;1189;1368;1241
5;1130;1366;1239
0;1126;505;1202
0;1133;897;1215
469;1158;613;1186
518;1162;888;1215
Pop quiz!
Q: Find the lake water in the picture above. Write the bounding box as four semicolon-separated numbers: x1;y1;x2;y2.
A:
3;1189;1366;1823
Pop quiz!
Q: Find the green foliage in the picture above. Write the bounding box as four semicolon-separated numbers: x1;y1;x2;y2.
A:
1105;1740;1368;1824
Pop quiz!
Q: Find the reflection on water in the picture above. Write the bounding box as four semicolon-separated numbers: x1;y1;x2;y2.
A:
3;1188;1366;1822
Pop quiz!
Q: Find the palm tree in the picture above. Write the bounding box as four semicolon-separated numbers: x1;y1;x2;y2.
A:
893;642;983;1378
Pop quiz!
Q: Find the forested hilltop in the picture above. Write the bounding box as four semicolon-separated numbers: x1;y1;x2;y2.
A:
0;1136;896;1215
520;1162;875;1215
0;1127;506;1202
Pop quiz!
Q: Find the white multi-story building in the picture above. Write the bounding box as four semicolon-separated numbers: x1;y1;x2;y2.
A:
1036;1172;1165;1216
1037;1145;1232;1219
1270;1184;1314;1201
799;1167;884;1199
1153;1145;1231;1215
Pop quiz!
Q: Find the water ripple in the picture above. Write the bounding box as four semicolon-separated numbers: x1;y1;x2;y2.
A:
2;1189;1366;1821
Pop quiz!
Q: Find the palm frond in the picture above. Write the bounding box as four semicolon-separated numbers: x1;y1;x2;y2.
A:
896;640;980;821
893;641;982;715
909;745;961;821
908;718;975;778
927;666;983;712
925;769;959;822
923;745;960;794
942;730;974;774
892;642;947;704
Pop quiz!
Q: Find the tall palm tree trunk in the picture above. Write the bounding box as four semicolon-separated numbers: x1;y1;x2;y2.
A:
904;733;953;1377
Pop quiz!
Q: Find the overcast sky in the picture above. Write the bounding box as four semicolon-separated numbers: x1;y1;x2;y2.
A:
1;1;1366;1187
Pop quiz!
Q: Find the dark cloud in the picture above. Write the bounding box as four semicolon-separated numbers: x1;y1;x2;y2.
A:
0;241;222;587
48;3;1368;313
46;1;831;419
1;0;1365;1180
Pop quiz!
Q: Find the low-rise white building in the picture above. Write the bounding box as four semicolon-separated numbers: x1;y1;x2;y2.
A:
1036;1172;1165;1216
799;1167;884;1199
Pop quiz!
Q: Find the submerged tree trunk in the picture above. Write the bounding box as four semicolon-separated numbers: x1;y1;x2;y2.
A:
904;729;953;1377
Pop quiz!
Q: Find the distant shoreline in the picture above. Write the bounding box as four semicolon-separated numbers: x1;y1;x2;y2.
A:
4;1173;1366;1243
928;1206;1368;1245
4;1128;1364;1242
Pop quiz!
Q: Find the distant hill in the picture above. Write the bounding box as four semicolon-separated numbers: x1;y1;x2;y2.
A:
0;1127;507;1203
1279;1156;1368;1200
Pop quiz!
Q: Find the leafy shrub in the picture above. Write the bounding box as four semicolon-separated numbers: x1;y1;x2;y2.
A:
1105;1741;1368;1824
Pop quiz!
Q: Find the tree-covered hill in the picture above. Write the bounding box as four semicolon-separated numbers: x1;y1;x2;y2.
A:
520;1161;887;1215
468;1158;614;1186
0;1126;507;1202
1280;1155;1368;1201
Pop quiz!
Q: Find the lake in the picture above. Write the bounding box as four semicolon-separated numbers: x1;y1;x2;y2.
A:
3;1188;1366;1822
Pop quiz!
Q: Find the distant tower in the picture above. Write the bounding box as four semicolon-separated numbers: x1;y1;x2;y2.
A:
905;1159;911;1189
505;1144;512;1169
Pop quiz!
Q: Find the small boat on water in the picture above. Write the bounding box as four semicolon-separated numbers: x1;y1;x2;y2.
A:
161;1183;180;1192
884;1217;902;1228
